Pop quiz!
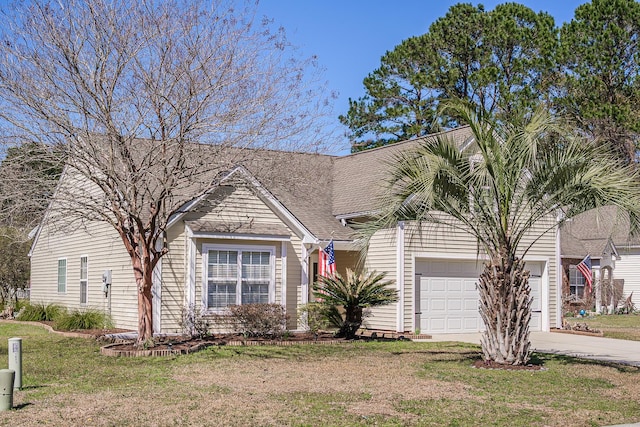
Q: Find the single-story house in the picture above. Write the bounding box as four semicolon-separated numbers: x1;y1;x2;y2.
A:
29;127;561;334
560;206;640;313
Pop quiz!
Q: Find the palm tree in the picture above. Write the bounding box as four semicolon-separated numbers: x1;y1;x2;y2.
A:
367;101;640;365
314;269;398;339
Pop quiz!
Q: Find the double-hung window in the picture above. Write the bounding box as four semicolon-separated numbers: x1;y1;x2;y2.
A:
80;256;88;305
569;266;585;299
57;258;67;293
204;245;274;312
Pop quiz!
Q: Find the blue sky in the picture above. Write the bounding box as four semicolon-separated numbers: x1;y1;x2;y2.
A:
256;0;586;152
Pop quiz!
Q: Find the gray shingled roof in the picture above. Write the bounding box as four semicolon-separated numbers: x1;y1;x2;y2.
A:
245;150;354;241
560;206;640;258
238;127;474;241
331;127;473;217
173;127;474;242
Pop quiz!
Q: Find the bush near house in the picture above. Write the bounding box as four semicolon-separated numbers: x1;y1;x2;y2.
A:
298;302;334;336
225;303;288;338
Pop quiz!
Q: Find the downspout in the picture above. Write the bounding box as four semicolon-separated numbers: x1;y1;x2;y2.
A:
555;220;563;329
281;241;287;309
152;234;163;334
396;221;405;332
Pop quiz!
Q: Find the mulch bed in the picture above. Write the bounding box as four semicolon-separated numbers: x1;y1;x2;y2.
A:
472;360;546;371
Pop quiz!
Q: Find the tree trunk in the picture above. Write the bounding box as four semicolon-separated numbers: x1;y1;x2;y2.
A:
478;257;532;365
132;255;154;347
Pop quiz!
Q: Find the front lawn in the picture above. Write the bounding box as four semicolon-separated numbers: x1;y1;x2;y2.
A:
0;322;639;426
572;313;640;341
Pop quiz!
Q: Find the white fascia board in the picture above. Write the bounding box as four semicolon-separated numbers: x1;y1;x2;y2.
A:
316;239;358;251
28;164;70;258
190;232;291;242
608;238;620;259
334;211;378;220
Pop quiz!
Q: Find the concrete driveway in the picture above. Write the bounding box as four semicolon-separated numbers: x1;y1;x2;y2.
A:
429;331;640;367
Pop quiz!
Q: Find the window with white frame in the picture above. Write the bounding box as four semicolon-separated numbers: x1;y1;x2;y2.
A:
80;256;88;304
569;266;585;299
204;245;274;311
57;258;67;293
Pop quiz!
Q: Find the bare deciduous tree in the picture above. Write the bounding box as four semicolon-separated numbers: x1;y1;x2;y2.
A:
0;0;335;346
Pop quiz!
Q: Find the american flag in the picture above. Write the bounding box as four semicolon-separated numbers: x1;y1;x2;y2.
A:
318;240;336;277
577;255;593;294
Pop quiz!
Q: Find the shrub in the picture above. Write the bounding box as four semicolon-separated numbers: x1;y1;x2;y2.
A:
226;303;288;338
298;302;333;335
16;302;66;321
53;308;113;331
180;304;211;338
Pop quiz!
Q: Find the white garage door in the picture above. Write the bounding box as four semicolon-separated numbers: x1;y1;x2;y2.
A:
416;259;543;334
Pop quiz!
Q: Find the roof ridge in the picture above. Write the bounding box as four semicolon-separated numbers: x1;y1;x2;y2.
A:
335;125;472;160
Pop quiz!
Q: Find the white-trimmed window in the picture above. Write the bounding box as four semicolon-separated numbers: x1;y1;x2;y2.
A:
569;266;585;299
203;244;275;312
57;258;67;293
80;256;88;305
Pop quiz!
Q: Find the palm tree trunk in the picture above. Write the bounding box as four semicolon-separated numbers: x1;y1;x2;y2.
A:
478;257;532;365
339;306;363;339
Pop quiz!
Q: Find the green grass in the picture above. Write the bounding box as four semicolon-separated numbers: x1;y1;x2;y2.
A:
0;323;639;426
576;313;640;340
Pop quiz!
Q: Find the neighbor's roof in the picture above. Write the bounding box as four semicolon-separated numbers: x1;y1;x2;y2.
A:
560;206;640;258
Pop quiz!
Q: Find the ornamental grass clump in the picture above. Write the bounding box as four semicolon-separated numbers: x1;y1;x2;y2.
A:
53;308;113;331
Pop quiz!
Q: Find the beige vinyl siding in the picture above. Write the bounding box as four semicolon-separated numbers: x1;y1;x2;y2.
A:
187;181;289;227
160;224;187;333
611;248;640;308
362;228;398;330
286;235;303;330
334;251;360;275
30;218;138;330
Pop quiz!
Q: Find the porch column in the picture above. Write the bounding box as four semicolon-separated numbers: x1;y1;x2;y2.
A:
301;243;310;305
184;225;196;312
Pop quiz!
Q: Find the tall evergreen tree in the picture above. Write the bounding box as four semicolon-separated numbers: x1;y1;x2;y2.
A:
556;0;640;165
340;3;557;151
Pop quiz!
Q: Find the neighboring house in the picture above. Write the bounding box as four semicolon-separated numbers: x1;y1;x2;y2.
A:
29;127;561;335
560;206;640;313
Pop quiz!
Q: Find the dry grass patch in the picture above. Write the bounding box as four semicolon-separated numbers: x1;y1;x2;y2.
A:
173;352;475;420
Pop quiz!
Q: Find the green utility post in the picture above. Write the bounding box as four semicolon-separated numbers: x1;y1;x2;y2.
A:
0;369;14;411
